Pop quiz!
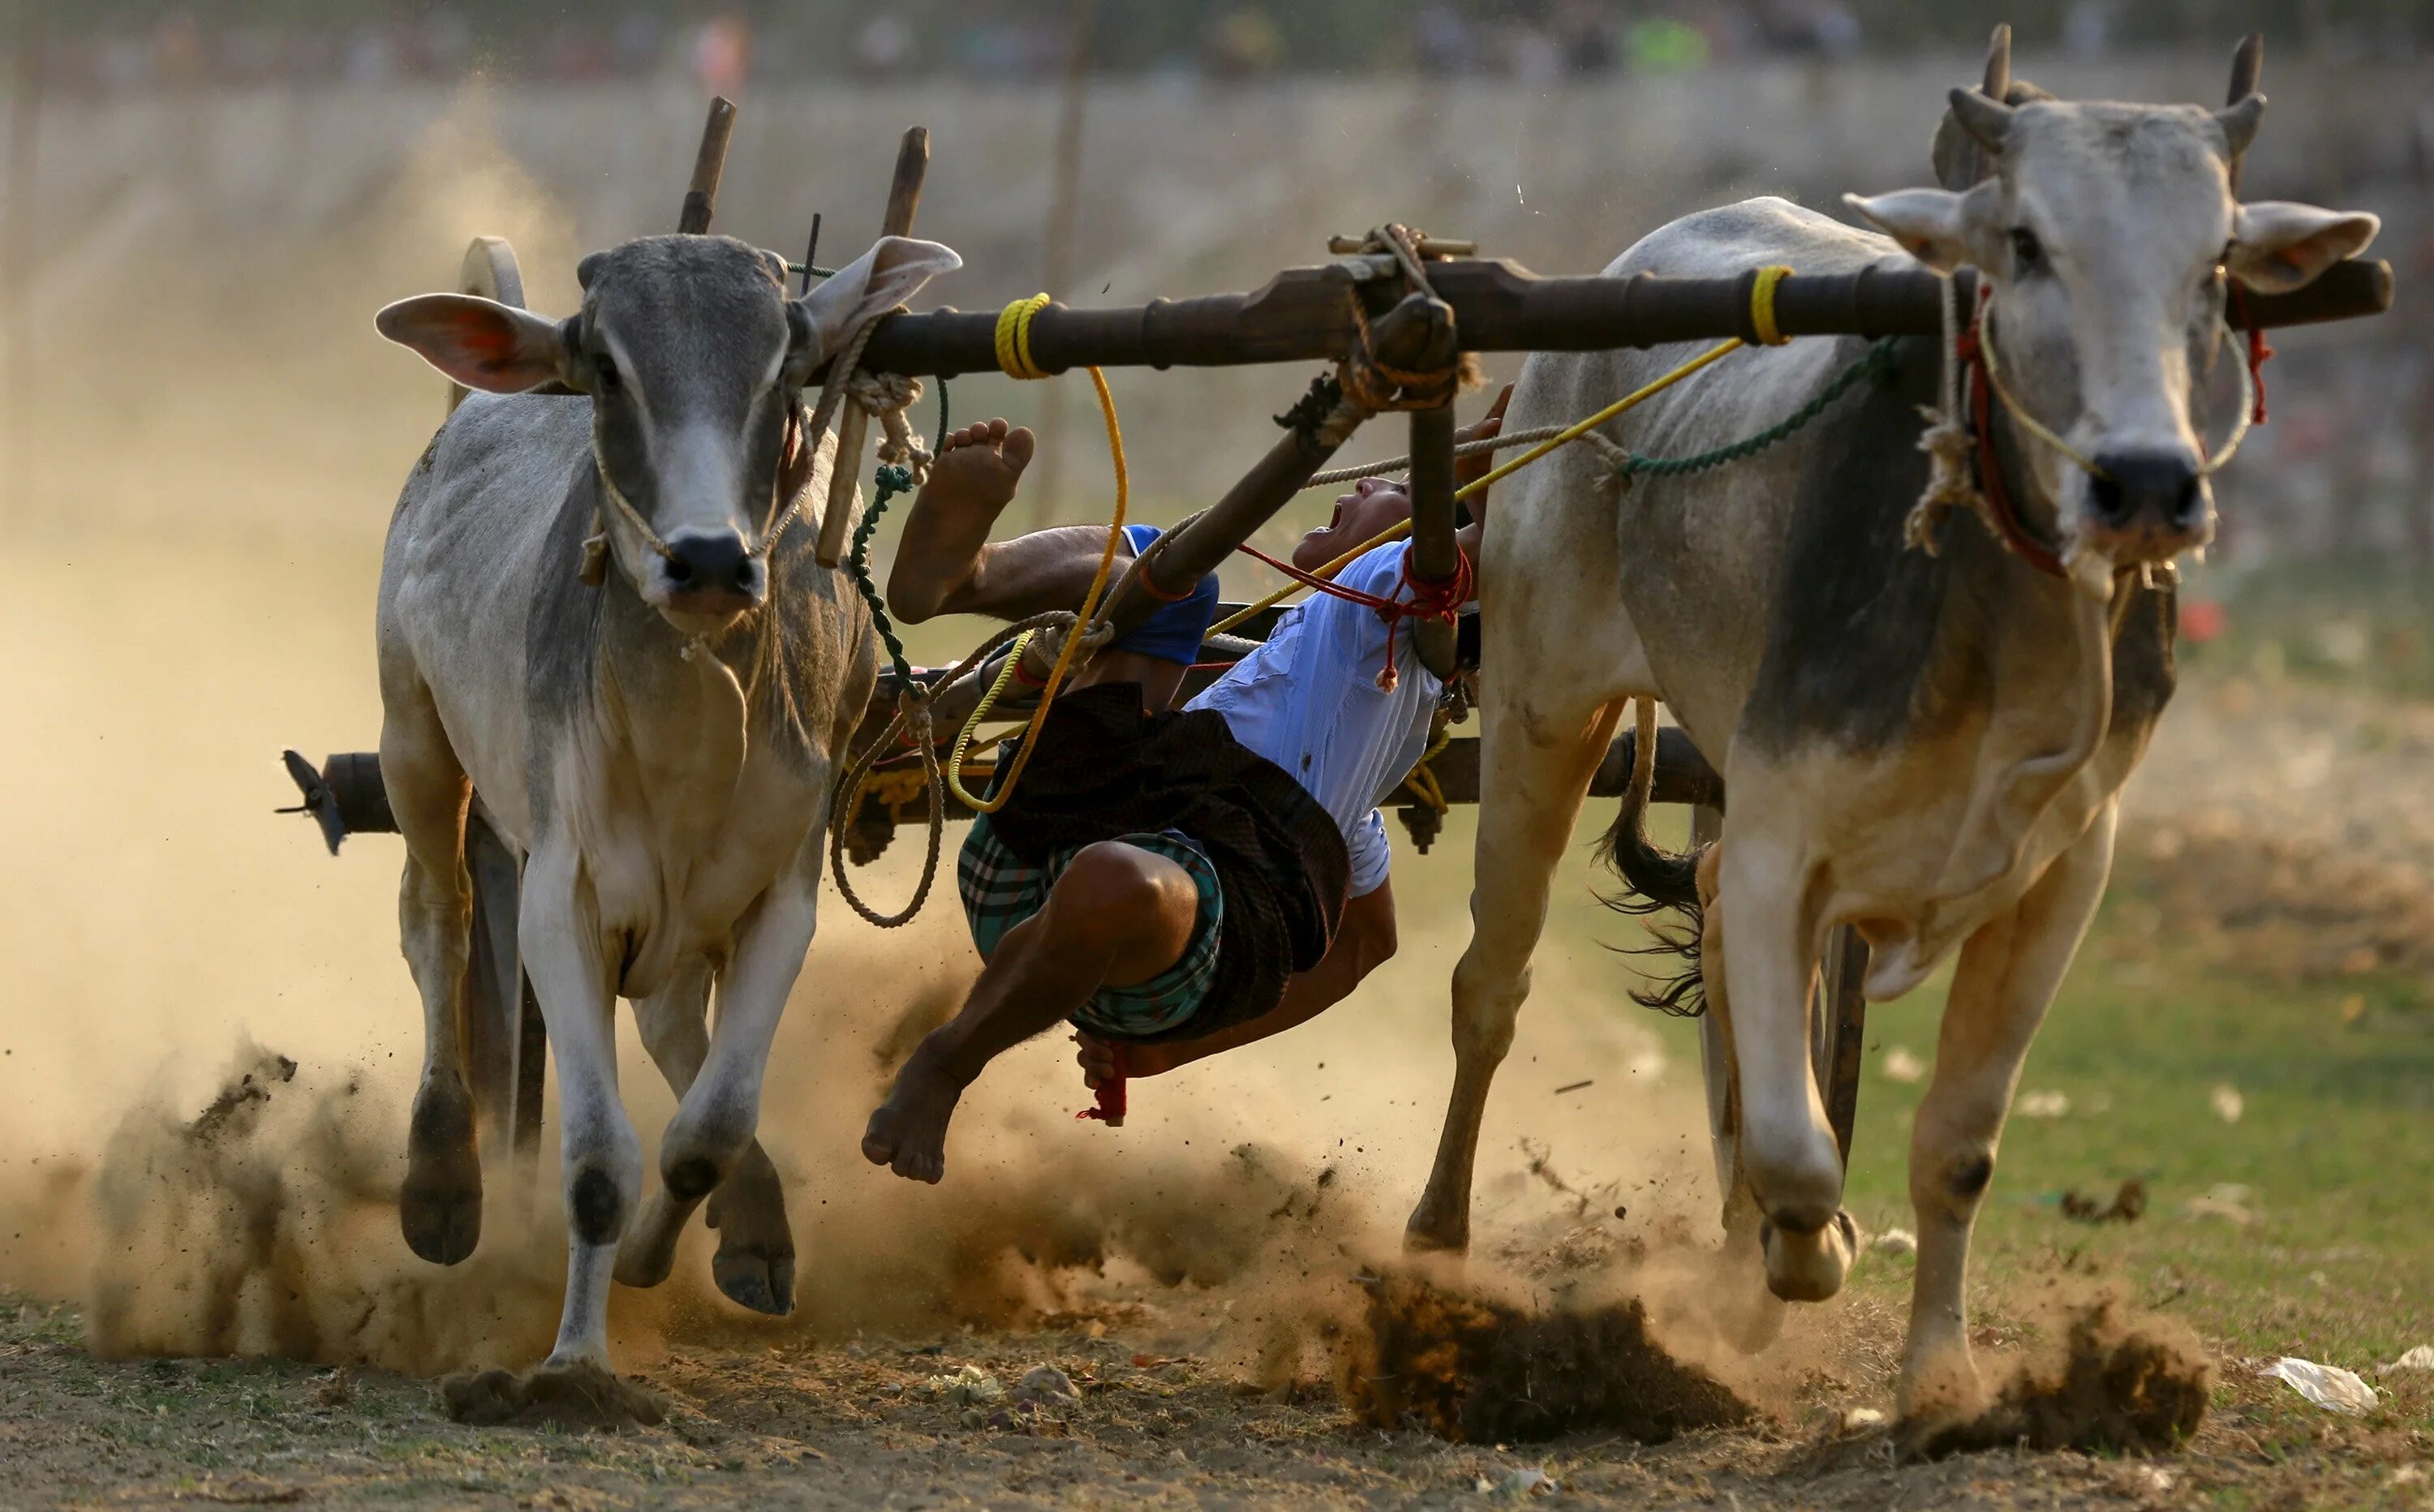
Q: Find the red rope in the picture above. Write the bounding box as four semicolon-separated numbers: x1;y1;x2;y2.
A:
2230;284;2273;425
1959;286;2066;580
1077;1044;1127;1125
1233;541;1475;693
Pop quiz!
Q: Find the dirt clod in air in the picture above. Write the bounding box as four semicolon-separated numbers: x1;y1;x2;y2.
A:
441;1361;669;1432
1903;1290;2211;1460
1336;1269;1750;1444
2060;1177;2148;1224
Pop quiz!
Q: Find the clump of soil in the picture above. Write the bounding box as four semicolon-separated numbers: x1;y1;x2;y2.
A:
441;1361;669;1432
1903;1291;2211;1459
1335;1269;1750;1444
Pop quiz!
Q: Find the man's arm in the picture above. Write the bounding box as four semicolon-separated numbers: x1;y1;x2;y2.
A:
1077;878;1399;1082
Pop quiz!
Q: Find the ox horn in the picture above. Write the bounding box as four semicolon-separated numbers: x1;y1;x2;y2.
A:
1949;87;2015;153
1931;24;2045;190
1981;22;2012;101
2219;33;2265;180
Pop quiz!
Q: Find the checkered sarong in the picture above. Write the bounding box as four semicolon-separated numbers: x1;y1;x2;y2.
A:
957;812;1223;1040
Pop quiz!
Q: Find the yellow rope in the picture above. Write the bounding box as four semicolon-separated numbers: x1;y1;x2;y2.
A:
995;292;1054;381
1401;714;1456;815
1748;264;1791;346
934;316;1129;814
945;630;1034;807
1207;333;1749;639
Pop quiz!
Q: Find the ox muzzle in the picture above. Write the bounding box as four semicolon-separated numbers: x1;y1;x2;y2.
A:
2078;448;2212;563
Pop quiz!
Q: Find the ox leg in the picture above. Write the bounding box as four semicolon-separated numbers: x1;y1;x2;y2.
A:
381;679;484;1267
1694;841;1789;1352
1714;822;1856;1302
1900;800;2117;1422
617;956;795;1316
653;873;819;1317
518;839;639;1372
1406;698;1625;1253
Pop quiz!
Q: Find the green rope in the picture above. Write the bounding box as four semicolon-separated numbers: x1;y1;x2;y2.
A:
841;377;950;689
787;262;841;280
1612;337;1900;481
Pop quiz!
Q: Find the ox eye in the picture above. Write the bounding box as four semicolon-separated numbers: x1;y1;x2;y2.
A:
594;354;621;393
2009;227;2044;273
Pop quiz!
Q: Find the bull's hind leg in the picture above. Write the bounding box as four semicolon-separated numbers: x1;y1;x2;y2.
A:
381;676;484;1265
1899;800;2117;1423
617;956;796;1316
1405;695;1625;1253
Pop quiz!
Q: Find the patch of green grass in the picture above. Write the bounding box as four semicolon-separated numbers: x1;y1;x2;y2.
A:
1811;891;2434;1419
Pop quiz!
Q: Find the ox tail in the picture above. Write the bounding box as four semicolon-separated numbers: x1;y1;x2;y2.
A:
1598;697;1709;1018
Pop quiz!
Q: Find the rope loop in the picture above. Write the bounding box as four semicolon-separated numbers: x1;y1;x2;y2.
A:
996;293;1055;380
1748;264;1793;346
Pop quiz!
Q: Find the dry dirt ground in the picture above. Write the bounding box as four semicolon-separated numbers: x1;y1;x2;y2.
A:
3;608;2432;1506
3;1288;2429;1510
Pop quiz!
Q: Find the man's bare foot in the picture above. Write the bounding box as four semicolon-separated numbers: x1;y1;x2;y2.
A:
861;1043;966;1183
886;419;1035;622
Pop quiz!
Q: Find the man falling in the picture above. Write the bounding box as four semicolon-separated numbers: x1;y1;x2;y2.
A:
862;390;1508;1183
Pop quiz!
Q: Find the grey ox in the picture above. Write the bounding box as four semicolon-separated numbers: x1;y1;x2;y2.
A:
372;233;954;1380
1404;54;2376;1420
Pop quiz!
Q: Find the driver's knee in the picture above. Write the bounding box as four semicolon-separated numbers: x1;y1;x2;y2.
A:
1047;843;1198;958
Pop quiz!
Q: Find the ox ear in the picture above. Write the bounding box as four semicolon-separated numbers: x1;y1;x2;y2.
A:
376;294;576;394
787;234;962;387
1846;187;1979;273
2229;201;2380;294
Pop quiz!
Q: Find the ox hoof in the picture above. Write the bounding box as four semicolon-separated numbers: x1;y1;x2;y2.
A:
440;1360;667;1433
400;1072;482;1265
1400;1208;1470;1257
707;1142;794;1317
1761;1209;1859;1304
610;1188;687;1291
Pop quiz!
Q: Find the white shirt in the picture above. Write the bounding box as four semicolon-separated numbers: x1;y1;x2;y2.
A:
1186;541;1445;898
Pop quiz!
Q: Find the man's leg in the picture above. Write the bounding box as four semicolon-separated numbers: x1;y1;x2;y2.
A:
888;419;1133;624
862;840;1200;1183
1076;878;1399;1083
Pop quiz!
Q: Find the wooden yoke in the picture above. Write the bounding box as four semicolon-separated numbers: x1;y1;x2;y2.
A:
1088;281;1456;650
677;97;738;234
816;127;931;569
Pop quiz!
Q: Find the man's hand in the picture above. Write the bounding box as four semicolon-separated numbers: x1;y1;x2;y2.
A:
1453;384;1516;522
1073;1032;1172;1089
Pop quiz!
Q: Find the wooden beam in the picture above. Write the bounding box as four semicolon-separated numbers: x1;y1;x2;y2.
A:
677;96;738;234
815;127;931;569
833;256;2394;384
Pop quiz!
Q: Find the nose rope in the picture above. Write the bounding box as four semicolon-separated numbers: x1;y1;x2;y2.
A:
577;307;936;586
1970;287;2260;483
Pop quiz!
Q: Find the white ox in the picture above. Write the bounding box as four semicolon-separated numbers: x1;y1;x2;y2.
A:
372;234;953;1388
1406;58;2376;1420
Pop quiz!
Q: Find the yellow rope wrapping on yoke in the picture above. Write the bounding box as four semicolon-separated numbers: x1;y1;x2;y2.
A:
1748;264;1791;346
996;293;1053;381
941;318;1129;814
1206;333;1752;640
